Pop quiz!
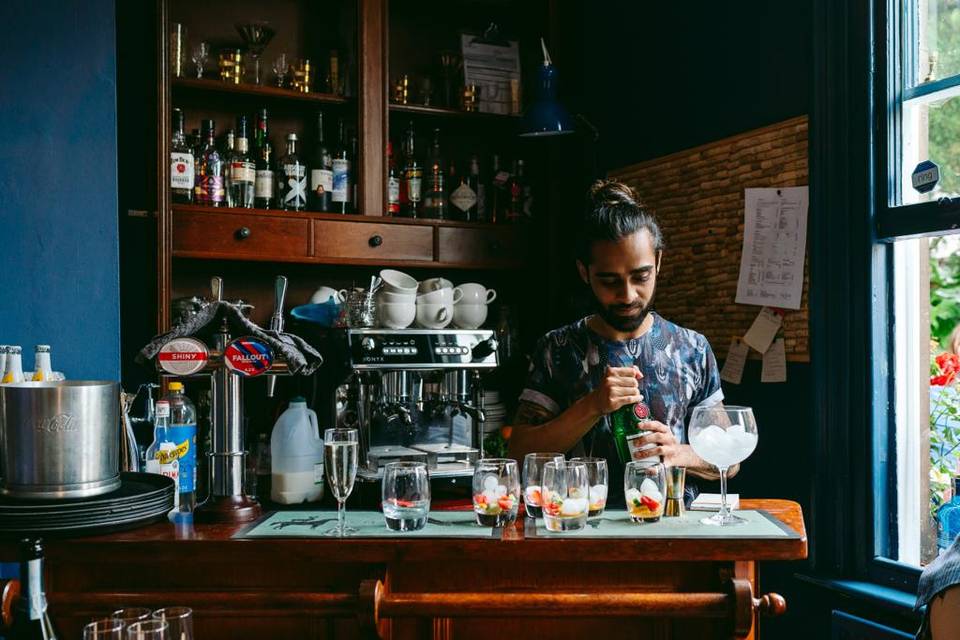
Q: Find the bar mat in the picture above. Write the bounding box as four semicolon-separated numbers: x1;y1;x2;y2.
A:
234;510;500;539
524;509;800;539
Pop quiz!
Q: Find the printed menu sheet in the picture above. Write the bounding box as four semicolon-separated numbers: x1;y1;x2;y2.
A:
461;34;521;115
735;187;809;310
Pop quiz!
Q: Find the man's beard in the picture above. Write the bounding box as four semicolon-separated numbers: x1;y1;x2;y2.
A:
593;288;656;333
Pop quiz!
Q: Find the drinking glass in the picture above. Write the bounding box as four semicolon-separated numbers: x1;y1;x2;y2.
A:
472;458;520;526
126;620;169;640
382;461;430;531
112;608;152;631
541;460;590;532
190;42;209;79
152;607;193;640
688;405;758;526
324;427;359;536
521;452;563;518
570;456;609;517
624;461;666;523
271;53;288;87
84;619;124;640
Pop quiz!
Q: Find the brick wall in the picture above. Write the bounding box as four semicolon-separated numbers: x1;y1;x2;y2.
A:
610;116;810;360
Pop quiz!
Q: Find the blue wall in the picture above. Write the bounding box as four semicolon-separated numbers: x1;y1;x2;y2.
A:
0;0;120;381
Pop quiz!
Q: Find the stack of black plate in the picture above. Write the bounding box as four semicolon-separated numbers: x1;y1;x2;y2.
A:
0;472;175;537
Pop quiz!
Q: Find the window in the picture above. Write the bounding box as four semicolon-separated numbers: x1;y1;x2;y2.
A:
878;0;960;570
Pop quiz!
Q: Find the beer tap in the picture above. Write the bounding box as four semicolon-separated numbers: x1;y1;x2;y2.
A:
266;276;288;398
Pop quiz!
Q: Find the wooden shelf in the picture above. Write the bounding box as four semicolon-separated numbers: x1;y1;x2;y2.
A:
389;102;520;123
173;77;351;106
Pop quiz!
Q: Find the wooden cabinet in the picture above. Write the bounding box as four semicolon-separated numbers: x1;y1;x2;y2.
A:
437;225;526;268
314;219;433;263
173;209;310;261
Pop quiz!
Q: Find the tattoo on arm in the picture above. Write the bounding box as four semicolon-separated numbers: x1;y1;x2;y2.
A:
512;401;555;426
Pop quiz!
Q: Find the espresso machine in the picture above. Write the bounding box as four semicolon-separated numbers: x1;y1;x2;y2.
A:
322;329;498;483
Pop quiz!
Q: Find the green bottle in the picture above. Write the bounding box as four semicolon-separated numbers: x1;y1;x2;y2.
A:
611;402;651;463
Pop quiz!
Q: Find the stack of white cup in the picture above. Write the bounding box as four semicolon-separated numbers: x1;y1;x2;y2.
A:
415;277;461;329
377;269;418;329
452;283;497;329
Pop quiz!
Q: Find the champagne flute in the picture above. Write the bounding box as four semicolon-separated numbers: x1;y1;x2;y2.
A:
687;405;758;526
84;619;124;640
126;620;169;640
112;608;152;631
324;427;359;537
152;607;193;640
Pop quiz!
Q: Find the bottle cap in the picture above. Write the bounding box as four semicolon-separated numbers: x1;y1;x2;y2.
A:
287;133;297;141
168;381;184;392
35;345;50;352
290;396;306;404
7;346;21;355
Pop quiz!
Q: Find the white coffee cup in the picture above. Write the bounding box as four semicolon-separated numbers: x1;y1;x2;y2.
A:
418;277;454;293
309;286;343;304
378;290;417;304
417;287;463;305
416;302;453;329
453;303;488;329
454;283;497;305
378;301;416;329
380;269;418;294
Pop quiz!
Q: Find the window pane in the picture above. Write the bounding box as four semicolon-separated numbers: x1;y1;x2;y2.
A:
914;0;960;84
900;92;960;205
891;235;960;567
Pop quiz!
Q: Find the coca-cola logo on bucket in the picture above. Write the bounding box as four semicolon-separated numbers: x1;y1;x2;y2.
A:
35;413;77;433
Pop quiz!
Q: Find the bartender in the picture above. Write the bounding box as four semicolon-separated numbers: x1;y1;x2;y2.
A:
507;179;735;500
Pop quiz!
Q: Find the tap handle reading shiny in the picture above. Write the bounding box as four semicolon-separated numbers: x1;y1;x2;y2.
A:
271;275;288;332
211;276;224;302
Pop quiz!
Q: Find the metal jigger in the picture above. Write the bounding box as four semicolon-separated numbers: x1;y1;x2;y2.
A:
665;466;687;518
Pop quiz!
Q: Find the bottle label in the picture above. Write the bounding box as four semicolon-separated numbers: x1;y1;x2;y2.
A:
206;175;225;203
408;176;422;203
166;423;197;493
224;337;274;377
311;168;334;195
387;177;400;208
332;158;351;203
157;444;180;508
27;558;43;620
157;337;210;376
255;170;275;198
231;161;255;184
170;152;194;190
155;401;170;419
282;164;307;208
450;183;477;212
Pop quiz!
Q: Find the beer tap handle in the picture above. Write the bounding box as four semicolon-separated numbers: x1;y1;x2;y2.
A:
270;275;288;332
211;277;224;302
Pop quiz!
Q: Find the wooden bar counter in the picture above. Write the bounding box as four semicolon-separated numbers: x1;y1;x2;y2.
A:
1;499;805;640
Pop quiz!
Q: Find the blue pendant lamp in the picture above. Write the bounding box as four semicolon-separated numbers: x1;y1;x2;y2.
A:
519;38;576;137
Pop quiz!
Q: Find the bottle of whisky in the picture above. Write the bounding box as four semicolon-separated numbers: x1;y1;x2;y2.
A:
490;154;510;224
254;142;275;209
309;110;333;212
229;116;255;208
9;539;59;640
222;129;236;207
402;122;422;218
450;161;478;221
169;108;194;204
331;118;352;214
386;141;400;216
471;155;485;221
195;120;224;207
254;108;269;154
278;133;307;211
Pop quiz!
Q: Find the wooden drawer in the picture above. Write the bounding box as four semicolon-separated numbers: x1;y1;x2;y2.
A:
173;211;309;260
436;226;524;266
314;220;433;262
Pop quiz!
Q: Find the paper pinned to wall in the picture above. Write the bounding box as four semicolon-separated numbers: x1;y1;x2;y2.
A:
461;33;521;115
742;307;783;354
761;338;788;383
735;187;809;310
720;338;749;385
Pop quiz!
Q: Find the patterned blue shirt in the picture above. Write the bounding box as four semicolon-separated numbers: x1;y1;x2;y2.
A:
519;314;724;489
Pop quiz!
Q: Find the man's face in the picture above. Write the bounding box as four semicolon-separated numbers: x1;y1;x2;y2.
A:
577;230;661;332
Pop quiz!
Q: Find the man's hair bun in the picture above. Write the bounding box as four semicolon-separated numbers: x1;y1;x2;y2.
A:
588;179;640;208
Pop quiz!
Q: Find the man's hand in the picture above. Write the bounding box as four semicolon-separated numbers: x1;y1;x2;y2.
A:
590;366;643;416
630;420;739;480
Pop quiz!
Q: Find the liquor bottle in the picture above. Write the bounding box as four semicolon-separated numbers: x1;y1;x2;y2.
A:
278;133;307;211
351;131;359;209
169;108;194;204
331;118;352;214
489;154;509;224
518;159;532;219
194;119;225;207
229;116;255;208
610;402;653;464
189;128;202;163
144;400;180;511
386;141;400;215
450;161;479;221
31;345;53;382
222;129;236;207
0;345;7;375
8;539;59;640
938;477;960;552
506;159;523;223
471;155;486;221
2;345;25;383
402;122;422;218
309;110;333;212
254;142;275;209
254;108;269;154
163;382;197;514
423;128;446;219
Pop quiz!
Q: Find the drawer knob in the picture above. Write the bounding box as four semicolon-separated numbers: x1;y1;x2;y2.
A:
369;234;383;248
236;227;252;240
488;240;502;253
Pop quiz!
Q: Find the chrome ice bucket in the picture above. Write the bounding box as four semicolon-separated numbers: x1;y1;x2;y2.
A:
0;381;121;499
